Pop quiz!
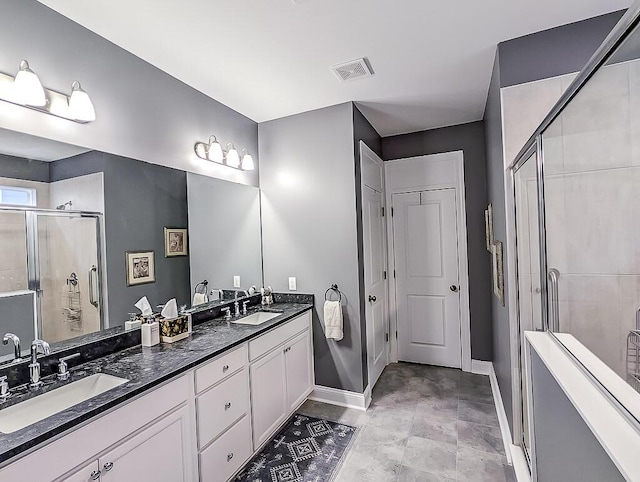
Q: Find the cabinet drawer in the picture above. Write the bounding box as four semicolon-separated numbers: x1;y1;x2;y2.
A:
199;415;252;482
195;344;248;393
249;311;311;361
197;368;249;448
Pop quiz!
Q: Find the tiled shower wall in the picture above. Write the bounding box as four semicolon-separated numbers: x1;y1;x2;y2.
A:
503;60;640;379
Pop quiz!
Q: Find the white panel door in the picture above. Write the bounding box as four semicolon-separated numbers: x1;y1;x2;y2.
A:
392;189;461;368
284;330;313;411
99;406;190;482
363;185;388;388
250;347;287;449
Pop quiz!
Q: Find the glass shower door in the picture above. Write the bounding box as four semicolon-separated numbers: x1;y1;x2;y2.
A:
513;146;543;464
30;212;103;343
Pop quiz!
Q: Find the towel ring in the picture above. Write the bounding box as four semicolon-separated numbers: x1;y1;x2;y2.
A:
325;284;342;302
194;280;209;295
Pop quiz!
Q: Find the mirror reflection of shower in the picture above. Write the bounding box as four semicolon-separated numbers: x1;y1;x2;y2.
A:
56;201;72;210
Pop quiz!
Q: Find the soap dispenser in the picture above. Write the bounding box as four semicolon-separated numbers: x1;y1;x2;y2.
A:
141;315;160;347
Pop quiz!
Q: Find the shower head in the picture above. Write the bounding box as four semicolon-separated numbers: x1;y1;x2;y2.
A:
56;201;73;210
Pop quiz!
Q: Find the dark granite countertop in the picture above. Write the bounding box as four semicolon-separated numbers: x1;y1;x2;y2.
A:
0;302;313;467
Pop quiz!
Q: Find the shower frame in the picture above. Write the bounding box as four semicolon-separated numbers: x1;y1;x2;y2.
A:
0;205;105;339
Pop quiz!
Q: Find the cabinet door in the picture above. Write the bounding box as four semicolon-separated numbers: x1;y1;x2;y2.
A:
285;330;313;411
100;406;192;482
250;347;287;449
59;460;100;482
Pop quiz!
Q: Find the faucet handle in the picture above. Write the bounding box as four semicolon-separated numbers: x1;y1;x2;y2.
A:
0;376;10;400
58;353;80;380
221;307;232;320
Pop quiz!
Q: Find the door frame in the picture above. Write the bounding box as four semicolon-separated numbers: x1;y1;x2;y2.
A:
359;141;390;388
384;151;472;372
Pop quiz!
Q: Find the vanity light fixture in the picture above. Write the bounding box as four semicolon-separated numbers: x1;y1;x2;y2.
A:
0;59;96;123
13;60;46;106
194;136;255;171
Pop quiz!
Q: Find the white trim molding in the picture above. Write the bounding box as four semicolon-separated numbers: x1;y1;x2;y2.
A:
487;362;514;466
308;385;371;411
471;359;492;375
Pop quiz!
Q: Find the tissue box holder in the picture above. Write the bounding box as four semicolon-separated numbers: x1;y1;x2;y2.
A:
159;315;191;343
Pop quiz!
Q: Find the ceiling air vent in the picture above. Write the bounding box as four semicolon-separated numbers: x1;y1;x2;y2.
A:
331;58;373;82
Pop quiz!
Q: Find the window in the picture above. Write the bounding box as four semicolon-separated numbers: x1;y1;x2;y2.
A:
0;186;36;207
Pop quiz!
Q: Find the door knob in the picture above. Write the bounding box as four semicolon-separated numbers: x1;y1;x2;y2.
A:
449;285;459;292
368;295;377;302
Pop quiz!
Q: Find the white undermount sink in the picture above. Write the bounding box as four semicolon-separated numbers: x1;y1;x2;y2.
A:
0;373;129;434
232;311;281;326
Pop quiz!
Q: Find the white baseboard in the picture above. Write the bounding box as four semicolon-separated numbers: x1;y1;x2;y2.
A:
510;444;532;482
487;363;514;466
308;384;371;411
471;359;492;375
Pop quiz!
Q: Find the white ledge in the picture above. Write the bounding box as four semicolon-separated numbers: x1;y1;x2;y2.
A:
526;331;640;481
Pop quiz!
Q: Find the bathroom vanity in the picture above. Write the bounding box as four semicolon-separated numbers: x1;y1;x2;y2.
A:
0;303;314;482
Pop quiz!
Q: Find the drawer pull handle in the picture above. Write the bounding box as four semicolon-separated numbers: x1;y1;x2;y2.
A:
222;364;230;372
227;452;234;461
91;470;101;480
284;347;291;353
225;401;232;410
103;462;114;472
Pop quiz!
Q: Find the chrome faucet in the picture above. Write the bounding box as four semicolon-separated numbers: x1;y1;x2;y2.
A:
242;300;250;315
234;300;241;317
2;333;21;362
221;307;232;321
29;339;51;388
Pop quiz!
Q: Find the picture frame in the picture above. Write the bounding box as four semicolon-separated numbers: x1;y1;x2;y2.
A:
491;240;505;306
164;227;188;257
485;203;494;252
125;250;156;286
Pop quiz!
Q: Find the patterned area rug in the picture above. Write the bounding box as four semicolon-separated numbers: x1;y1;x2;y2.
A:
235;414;357;482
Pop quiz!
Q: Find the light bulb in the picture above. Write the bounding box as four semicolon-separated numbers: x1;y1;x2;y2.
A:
14;60;46;107
207;137;223;163
68;81;96;122
241;150;255;171
226;144;240;168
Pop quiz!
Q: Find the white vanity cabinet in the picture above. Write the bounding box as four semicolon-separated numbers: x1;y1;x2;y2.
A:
249;311;314;450
0;309;314;482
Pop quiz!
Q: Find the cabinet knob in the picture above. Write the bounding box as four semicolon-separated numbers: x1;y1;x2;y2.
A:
222;364;230;372
227;452;234;461
90;470;101;480
225;402;232;410
103;462;114;472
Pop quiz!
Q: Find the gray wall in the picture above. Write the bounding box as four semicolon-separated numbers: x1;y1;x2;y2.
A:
260;102;366;393
50;151;190;324
498;10;625;88
352;104;382;388
381;121;493;361
187;172;263;295
0;154;49;182
483;51;513;431
0;0;259;187
530;350;625;481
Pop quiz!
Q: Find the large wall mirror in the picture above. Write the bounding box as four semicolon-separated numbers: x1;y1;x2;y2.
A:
0;127;264;364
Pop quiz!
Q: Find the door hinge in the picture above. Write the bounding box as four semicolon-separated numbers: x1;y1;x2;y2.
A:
381;207;385;217
385;333;389;342
391;207;394;217
393;269;396;278
395;331;398;339
383;270;387;280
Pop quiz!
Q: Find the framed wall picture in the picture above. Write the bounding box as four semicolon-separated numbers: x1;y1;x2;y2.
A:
491;240;505;306
164;227;188;257
485;203;494;252
126;251;156;286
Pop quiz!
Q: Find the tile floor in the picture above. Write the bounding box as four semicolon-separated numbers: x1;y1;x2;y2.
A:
298;362;516;482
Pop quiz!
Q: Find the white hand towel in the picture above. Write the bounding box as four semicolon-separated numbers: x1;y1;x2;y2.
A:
192;293;208;306
324;300;343;341
135;296;153;316
161;298;178;319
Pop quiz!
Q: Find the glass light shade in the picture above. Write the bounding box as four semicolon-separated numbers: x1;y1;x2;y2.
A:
14;60;46;107
195;142;207;159
226;145;240;168
241;151;255;171
69;81;96;122
207;139;224;163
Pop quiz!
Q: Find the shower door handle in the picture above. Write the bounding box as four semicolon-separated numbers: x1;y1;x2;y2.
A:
88;265;99;308
548;268;560;332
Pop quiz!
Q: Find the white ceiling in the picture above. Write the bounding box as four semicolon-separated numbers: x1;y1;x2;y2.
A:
38;0;631;137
